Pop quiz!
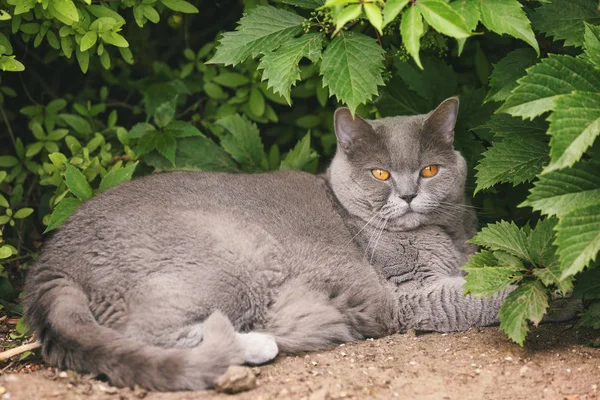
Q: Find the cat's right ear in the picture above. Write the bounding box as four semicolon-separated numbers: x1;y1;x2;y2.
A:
334;108;374;152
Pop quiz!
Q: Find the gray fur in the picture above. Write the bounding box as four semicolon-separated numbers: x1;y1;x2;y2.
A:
24;97;507;391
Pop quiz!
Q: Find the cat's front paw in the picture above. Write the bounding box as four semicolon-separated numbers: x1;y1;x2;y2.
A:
236;332;279;365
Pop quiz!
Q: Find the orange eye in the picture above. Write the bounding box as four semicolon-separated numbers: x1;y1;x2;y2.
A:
371;169;390;181
420;165;439;178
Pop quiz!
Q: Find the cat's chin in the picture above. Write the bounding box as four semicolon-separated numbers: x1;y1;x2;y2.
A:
387;211;428;231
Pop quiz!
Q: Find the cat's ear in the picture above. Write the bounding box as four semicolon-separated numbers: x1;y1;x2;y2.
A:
334;108;375;151
423;97;459;144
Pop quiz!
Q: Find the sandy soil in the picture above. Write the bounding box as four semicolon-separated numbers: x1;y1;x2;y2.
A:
1;323;599;400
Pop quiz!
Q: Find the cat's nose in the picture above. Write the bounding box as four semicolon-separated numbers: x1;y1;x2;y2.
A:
400;193;417;204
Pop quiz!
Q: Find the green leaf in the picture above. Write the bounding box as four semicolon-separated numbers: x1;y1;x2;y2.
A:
321;31;385;114
450;0;479;54
44;197;81;232
212;72;251;88
364;3;383;35
0;194;8;208
485;48;537;103
64;163;93;201
75;48;89;73
87;5;126;25
258;33;324;104
415;0;472;39
60;114;92;136
584;22;600;68
160;0;198;13
533;260;574;294
153;99;176;128
577;301;600;329
275;0;324;8
102;32;129;48
153;132;177;165
0;156;19;168
248;87;265;117
383;0;409;27
527;218;559;266
545;92;600;173
333;4;362;34
145;136;237;172
80;31;97;52
375;76;430;117
0;246;12;259
479;114;549;139
474;135;549;193
13;207;33;219
498;55;600;120
469;220;530;261
521;161;600;217
400;5;424;69
499;280;549;346
280;133;318;171
531;0;600;48
25;141;44;158
98;162;138;193
165;121;204;138
394;57;457;105
216;114;265;171
556;204;600;278
478;0;539;55
572;267;600;300
208;5;305;66
0;55;25;72
462;251;524;297
51;0;79;22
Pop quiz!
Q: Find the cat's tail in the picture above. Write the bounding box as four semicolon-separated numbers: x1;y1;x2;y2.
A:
24;276;245;391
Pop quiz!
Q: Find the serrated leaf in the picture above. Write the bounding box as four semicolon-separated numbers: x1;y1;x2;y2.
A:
528;218;559;266
258;33;324;104
556;204;600;278
450;0;479;31
375;76;430;117
469;220;530;261
572;267;600;300
64;163;92;201
321;31;385;114
462;251;524;297
474;135;548;193
208;5;305;66
276;0;324;8
400;5;424;69
498;55;600;120
394;56;457;105
98;162;138;193
415;0;471;39
584;22;600;68
160;0;198;13
44;197;81;232
145;136;237;172
531;0;600;48
154;132;177;165
383;0;409;27
577;301;600;329
545;92;600;173
478;0;539;55
479;114;549;139
533;260;574;294
165;121;204;138
521;161;600;217
485;48;537;103
280;133;317;171
216;114;265;171
499;280;549;346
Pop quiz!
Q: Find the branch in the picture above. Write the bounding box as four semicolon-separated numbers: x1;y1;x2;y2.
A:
0;341;41;362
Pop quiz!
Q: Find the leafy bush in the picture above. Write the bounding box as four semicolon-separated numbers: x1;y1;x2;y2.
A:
0;0;598;345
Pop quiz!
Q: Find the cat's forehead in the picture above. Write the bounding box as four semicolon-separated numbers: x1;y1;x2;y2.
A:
366;115;428;167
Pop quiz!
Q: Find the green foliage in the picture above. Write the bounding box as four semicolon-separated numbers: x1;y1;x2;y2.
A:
1;0;600;346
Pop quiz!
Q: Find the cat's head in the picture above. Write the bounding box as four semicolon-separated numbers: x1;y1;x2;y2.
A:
327;97;467;231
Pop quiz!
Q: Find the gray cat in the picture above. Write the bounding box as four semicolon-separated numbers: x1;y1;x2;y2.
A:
24;97;507;391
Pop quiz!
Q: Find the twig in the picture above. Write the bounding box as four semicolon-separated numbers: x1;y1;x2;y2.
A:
0;341;41;362
0;106;16;149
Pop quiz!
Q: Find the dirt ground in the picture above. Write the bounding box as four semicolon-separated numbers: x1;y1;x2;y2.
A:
1;323;599;400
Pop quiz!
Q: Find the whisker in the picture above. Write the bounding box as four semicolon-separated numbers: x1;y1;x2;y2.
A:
369;216;389;264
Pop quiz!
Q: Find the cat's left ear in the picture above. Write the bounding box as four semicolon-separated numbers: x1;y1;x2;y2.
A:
334;108;375;152
423;97;459;144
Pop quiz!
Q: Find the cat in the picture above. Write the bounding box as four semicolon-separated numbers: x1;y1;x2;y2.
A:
23;97;508;391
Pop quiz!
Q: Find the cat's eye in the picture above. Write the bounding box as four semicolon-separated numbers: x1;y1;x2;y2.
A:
371;168;390;181
420;165;439;178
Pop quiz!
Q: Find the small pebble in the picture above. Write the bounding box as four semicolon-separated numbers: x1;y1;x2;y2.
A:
214;366;257;394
